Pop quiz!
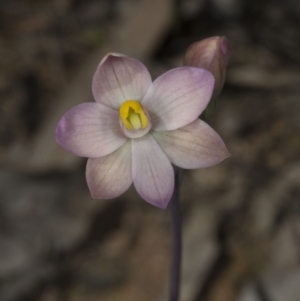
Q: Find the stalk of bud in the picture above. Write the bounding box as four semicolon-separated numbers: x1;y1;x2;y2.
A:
183;36;230;98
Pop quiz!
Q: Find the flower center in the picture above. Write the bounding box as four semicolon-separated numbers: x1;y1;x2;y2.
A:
119;100;149;130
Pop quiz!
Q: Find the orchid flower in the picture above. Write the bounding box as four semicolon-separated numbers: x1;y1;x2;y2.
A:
55;53;229;209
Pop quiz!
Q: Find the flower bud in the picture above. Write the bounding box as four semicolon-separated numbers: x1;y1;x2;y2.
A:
183;36;230;97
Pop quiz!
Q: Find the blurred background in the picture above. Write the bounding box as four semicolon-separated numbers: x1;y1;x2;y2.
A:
1;0;300;300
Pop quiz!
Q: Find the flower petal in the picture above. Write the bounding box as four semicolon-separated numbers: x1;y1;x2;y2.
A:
152;119;230;169
92;53;152;109
142;67;214;131
86;141;132;199
55;102;126;158
132;135;174;209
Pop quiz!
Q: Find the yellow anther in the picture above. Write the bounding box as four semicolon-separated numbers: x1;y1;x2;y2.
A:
119;100;149;130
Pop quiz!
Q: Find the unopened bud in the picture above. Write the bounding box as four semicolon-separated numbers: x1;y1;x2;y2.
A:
184;36;230;97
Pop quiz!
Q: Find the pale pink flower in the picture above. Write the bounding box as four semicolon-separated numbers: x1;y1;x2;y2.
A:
55;53;229;209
